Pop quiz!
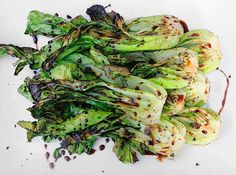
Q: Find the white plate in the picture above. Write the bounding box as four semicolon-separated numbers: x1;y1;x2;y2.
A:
0;0;236;174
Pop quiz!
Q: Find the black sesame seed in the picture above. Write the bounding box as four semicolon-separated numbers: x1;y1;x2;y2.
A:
67;15;72;19
99;145;105;151
64;156;71;161
61;150;66;155
45;152;50;160
49;162;55;169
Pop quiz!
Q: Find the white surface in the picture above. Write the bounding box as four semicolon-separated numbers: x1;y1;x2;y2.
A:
0;0;236;175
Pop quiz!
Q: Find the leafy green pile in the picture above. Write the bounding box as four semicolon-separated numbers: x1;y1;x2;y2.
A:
0;5;222;163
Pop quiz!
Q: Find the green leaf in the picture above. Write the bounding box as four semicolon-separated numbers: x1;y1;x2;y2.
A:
53;148;62;160
25;10;86;36
111;135;139;163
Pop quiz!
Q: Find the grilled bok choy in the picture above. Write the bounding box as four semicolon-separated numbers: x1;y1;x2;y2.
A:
0;4;224;164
